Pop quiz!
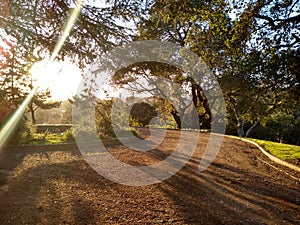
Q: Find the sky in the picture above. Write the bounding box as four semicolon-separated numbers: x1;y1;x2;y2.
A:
31;59;127;100
31;60;82;100
30;0;123;101
1;0;137;101
47;62;82;100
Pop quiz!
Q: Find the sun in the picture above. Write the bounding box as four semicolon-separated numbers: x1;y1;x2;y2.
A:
29;60;55;89
29;60;82;100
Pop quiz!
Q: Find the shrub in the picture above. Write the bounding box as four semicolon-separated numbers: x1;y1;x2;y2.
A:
10;120;36;145
62;128;75;143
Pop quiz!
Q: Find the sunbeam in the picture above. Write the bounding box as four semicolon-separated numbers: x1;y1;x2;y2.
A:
0;0;84;150
50;0;84;63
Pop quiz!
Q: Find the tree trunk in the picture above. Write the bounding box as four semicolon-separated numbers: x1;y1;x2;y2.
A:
237;118;245;137
170;109;181;129
237;119;260;138
29;103;36;124
195;86;212;125
191;83;212;129
245;121;260;137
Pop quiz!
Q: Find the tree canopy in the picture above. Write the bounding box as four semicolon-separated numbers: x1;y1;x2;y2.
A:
115;0;299;142
0;0;299;144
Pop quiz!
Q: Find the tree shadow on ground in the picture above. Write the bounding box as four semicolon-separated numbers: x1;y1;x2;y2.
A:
0;136;299;225
156;156;300;224
0;150;113;225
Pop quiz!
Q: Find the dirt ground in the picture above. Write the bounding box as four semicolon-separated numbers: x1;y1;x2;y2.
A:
0;129;299;225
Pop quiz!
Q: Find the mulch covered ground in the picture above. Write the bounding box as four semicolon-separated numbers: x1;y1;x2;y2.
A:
0;130;299;225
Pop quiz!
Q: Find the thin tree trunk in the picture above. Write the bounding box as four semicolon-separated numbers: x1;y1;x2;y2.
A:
245;121;260;137
191;83;212;129
170;109;181;129
237;118;245;137
29;103;36;124
30;107;36;124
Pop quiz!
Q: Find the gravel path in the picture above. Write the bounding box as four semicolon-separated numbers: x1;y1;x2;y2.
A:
0;130;299;224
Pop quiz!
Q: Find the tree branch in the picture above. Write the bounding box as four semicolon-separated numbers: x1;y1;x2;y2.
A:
256;13;300;30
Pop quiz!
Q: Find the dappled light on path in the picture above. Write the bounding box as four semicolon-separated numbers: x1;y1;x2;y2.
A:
0;131;299;224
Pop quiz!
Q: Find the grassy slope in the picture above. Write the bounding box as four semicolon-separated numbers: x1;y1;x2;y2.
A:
249;139;300;163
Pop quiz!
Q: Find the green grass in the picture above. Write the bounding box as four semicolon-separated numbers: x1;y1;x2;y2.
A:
249;138;300;162
33;133;65;145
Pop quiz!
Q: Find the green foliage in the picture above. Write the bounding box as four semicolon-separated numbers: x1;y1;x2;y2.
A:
6;0;133;66
31;131;74;145
73;98;116;139
61;101;73;124
1;0;140;137
2;0;299;146
43;132;61;144
250;139;300;163
62;129;75;143
18;129;75;145
135;0;299;143
16;121;37;145
95;99;115;137
74;113;100;142
252;109;300;145
130;102;158;127
28;96;61;124
6;120;75;145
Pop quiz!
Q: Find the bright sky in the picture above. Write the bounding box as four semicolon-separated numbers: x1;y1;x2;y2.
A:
31;60;82;100
2;0;131;101
30;59;127;100
28;0;118;101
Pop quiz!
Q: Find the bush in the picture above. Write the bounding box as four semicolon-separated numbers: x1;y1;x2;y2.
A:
9;120;36;145
62;129;75;143
248;111;300;145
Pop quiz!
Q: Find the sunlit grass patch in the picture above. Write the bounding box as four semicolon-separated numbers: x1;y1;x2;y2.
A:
45;134;63;144
30;129;75;145
249;139;300;163
33;133;62;145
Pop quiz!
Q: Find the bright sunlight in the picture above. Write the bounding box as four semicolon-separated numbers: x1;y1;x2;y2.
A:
30;60;82;100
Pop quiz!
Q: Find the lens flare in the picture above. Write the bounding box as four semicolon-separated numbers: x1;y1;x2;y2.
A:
50;0;83;63
0;86;38;148
0;0;84;150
